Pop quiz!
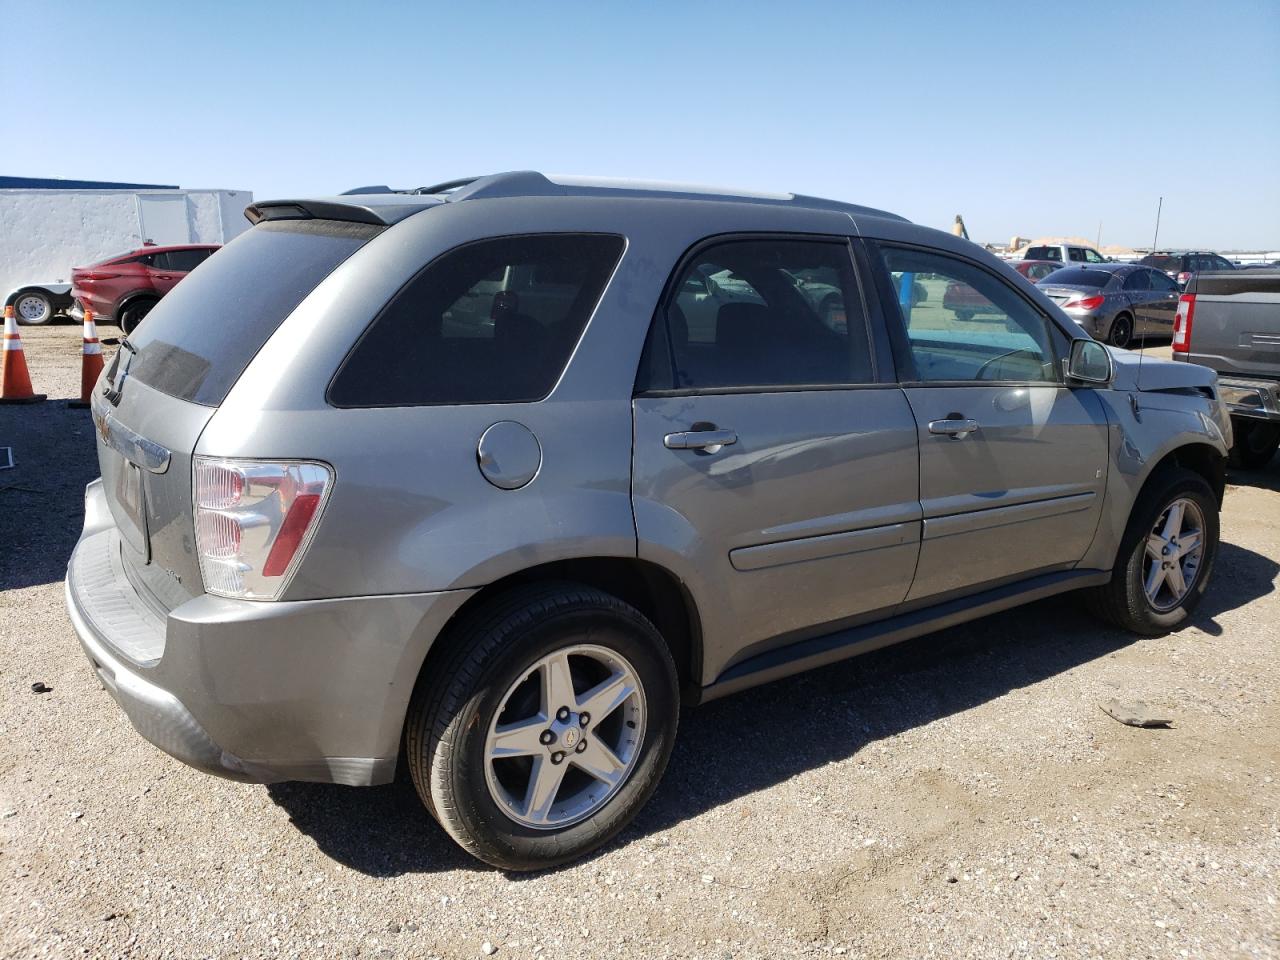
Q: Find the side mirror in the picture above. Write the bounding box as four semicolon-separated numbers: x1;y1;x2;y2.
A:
1066;338;1113;385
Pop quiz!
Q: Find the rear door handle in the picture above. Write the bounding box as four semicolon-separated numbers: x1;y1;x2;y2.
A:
664;429;738;451
927;418;980;439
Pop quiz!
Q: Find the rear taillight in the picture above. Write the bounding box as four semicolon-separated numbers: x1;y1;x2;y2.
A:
1172;294;1196;353
193;457;332;600
1176;271;1192;286
1063;294;1105;310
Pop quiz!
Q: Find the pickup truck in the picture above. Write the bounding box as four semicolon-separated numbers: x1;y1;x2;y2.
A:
1172;269;1280;468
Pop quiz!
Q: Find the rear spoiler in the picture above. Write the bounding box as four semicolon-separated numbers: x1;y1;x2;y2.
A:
243;196;444;227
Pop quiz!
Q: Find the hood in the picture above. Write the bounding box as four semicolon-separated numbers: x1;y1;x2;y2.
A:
1108;347;1217;393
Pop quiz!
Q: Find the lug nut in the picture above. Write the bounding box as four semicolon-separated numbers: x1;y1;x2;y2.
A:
575;739;588;753
551;751;565;765
539;730;554;745
579;713;590;727
556;707;570;722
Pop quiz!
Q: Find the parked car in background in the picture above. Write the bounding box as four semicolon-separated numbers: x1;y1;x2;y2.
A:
1172;268;1280;469
1139;251;1236;288
1023;243;1110;265
67;172;1228;871
944;260;1061;320
1037;264;1181;347
71;244;219;332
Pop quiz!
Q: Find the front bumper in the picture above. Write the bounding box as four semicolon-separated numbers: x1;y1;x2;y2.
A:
65;480;474;786
1218;377;1280;422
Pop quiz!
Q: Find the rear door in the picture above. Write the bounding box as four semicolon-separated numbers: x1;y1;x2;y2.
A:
870;243;1109;602
1121;267;1158;335
1144;268;1181;335
632;236;921;677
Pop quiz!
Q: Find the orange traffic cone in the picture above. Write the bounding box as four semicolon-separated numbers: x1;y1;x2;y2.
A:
67;308;105;408
0;304;46;404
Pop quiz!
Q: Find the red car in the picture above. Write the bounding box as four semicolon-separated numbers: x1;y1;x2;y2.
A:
71;243;218;332
943;259;1062;320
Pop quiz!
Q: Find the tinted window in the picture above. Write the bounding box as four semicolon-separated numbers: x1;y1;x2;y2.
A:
1068;248;1086;262
1149;270;1179;292
880;246;1056;383
330;234;624;406
1122;270;1150;291
1041;267;1113;288
657;239;871;390
165;249;210;272
1141;255;1181;272
126;220;380;405
1025;246;1061;261
1208;255;1234;271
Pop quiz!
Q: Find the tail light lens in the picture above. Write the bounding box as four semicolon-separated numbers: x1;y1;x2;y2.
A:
1172;294;1196;353
1063;294;1105;310
193;457;333;600
1176;271;1192;286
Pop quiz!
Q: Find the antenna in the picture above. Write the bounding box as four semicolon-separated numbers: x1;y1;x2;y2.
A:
1135;196;1163;405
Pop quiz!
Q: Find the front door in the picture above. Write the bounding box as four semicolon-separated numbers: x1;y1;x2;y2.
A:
632;236;922;681
873;243;1109;603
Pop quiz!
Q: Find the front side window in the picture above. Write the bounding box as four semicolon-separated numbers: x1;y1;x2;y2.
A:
880;246;1057;383
1084;248;1107;263
330;233;624;406
660;238;872;390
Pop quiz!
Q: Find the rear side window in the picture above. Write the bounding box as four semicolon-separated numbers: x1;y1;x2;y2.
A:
164;248;211;271
1122;270;1150;291
126;220;380;405
651;238;872;391
329;234;624;406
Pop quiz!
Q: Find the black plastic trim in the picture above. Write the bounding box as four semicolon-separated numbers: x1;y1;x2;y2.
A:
701;568;1111;701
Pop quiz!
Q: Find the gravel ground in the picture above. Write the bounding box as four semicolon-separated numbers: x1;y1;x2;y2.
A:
2;322;1277;960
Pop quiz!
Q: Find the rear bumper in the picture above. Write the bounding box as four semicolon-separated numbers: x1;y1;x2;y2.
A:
71;290;116;321
1218;377;1280;421
65;479;474;786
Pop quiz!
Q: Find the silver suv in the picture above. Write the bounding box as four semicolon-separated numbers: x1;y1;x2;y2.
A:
67;172;1231;870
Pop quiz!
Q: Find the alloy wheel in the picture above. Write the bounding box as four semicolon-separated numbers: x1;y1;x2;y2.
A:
1143;497;1205;612
483;644;646;830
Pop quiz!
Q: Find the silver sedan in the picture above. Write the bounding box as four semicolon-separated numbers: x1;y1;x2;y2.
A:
1038;264;1182;348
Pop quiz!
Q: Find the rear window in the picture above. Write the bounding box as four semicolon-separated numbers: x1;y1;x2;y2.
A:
126;220;380;405
1025;246;1061;261
329;233;625;407
1040;267;1113;288
1141;255;1181;272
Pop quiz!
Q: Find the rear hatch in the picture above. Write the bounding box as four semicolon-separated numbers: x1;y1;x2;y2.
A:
91;219;382;617
1185;271;1280;379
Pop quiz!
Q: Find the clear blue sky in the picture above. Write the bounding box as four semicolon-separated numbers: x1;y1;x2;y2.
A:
6;0;1278;249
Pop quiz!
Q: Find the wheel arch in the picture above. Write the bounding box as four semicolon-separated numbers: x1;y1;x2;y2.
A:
417;557;704;707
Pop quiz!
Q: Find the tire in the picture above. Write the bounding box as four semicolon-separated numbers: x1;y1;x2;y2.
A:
119;299;156;333
955;309;975;322
405;583;680;871
1085;466;1219;635
1228;419;1280;470
13;290;54;325
1108;313;1133;349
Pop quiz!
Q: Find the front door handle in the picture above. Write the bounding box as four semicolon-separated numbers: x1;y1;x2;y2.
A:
927;418;980;439
664;428;738;451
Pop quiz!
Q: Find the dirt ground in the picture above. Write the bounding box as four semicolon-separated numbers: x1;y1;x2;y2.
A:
2;322;1276;959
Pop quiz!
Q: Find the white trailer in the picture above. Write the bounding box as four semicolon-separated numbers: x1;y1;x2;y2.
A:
0;187;253;323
